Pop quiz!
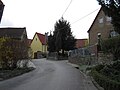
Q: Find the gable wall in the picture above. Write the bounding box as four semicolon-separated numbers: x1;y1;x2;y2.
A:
30;34;43;58
89;9;113;46
21;29;28;40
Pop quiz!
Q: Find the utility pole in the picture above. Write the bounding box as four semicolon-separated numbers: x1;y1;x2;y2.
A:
45;32;48;53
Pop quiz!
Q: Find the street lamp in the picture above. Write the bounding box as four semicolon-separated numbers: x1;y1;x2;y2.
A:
97;33;101;51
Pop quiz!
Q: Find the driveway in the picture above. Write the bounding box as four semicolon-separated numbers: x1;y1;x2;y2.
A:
0;59;97;90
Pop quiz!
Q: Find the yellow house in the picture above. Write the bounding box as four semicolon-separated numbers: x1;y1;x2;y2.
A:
30;32;47;58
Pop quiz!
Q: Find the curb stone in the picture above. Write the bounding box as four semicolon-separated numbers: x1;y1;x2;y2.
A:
67;62;104;90
90;76;104;90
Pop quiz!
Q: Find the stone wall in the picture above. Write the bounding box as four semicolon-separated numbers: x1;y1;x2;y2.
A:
69;52;113;65
69;55;98;65
97;52;113;64
47;52;68;60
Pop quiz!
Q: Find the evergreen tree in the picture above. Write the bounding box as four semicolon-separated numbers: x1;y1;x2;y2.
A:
53;17;76;55
48;33;56;52
97;0;120;34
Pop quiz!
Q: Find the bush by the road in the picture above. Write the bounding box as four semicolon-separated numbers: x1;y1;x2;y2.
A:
0;37;29;69
91;62;120;90
101;35;120;60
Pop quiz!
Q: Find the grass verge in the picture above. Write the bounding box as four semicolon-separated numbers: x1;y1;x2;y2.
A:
0;67;35;81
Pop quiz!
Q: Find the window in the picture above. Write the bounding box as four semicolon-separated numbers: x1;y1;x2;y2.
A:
98;18;104;24
110;30;119;37
106;16;111;22
98;18;104;27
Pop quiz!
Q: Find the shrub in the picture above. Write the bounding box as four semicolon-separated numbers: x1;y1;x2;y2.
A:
93;64;104;71
91;69;120;90
101;35;120;60
91;61;120;90
0;37;29;69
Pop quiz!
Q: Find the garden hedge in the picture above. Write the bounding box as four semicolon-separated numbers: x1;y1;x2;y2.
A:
91;69;120;90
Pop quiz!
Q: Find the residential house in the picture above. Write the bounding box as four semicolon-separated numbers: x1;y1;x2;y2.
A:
0;27;29;60
30;32;47;59
87;8;114;55
0;27;27;40
75;39;88;48
0;0;4;23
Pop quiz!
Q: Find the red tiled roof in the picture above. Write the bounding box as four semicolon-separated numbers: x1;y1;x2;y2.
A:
36;32;45;45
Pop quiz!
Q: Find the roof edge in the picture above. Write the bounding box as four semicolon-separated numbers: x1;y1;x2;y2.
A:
87;7;102;33
0;27;26;29
30;32;45;46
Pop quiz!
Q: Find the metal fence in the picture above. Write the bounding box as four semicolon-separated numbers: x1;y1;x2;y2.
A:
69;44;98;57
68;44;98;65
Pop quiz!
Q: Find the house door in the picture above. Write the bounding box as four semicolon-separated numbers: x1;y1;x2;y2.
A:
34;52;37;59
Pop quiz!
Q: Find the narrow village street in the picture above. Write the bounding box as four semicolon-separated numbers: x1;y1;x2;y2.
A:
0;0;120;90
0;59;97;90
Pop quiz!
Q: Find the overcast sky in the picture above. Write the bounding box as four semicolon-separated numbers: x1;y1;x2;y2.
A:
1;0;100;39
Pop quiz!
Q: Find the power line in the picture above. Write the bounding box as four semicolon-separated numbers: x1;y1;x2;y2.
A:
62;0;73;17
72;8;100;24
55;8;100;31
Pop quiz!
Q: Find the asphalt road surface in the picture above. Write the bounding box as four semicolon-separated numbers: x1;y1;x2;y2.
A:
0;59;97;90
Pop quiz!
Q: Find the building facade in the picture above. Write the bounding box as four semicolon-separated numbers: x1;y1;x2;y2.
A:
88;8;114;55
30;32;47;58
75;39;88;48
